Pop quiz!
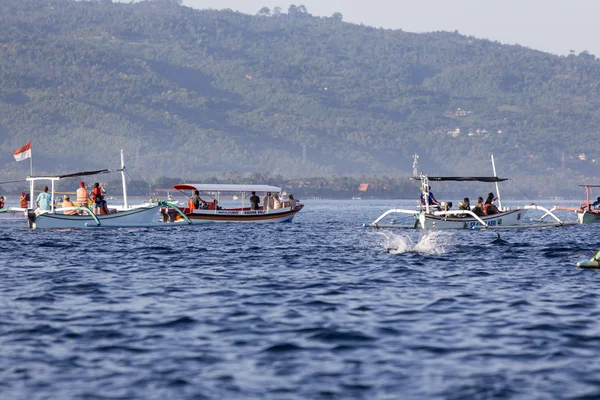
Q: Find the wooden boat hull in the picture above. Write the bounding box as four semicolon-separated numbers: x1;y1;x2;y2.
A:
162;204;303;223
29;205;161;229
578;210;600;224
421;209;527;229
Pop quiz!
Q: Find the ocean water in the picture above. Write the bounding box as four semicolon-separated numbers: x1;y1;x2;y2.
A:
1;199;600;399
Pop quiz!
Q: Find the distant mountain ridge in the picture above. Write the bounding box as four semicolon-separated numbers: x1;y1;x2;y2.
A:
0;0;599;183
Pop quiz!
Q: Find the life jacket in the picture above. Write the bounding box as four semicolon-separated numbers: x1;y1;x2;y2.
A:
93;187;102;202
188;198;196;211
483;203;491;215
0;199;4;208
20;195;28;208
77;187;88;206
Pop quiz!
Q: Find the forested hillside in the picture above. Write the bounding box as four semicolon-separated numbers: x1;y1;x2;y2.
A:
1;0;599;188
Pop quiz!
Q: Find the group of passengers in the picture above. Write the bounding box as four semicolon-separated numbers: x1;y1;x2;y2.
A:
31;181;112;215
420;187;500;216
260;192;297;211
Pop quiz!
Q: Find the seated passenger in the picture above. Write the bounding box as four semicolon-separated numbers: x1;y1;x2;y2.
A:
440;201;453;212
61;195;78;215
458;197;470;211
472;197;484;216
419;186;441;210
593;197;600;210
483;199;499;215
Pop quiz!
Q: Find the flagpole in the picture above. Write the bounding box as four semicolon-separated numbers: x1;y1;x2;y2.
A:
29;144;33;177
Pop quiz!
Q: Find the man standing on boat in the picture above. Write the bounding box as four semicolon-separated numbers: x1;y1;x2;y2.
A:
249;191;260;210
77;181;88;211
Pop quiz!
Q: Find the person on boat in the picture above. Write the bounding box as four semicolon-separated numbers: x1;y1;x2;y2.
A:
189;190;205;210
0;196;4;209
91;183;106;214
288;194;297;209
472;197;484;216
483;193;499;215
36;186;52;211
420;186;441;210
273;193;282;209
249;191;260;210
263;192;273;211
20;192;29;208
592;197;600;210
61;195;78;215
458;197;470;211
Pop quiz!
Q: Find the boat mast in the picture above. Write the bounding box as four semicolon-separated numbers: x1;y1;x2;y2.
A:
422;175;430;214
491;154;503;210
121;149;128;209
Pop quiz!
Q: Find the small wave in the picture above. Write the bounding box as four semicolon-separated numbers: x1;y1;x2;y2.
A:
378;231;449;255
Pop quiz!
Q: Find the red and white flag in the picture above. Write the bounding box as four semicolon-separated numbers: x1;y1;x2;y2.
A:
13;141;32;162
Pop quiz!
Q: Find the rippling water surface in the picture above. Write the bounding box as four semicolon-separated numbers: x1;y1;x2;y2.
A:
2;200;600;399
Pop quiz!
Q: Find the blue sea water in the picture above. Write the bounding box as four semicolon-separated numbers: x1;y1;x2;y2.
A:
1;199;600;399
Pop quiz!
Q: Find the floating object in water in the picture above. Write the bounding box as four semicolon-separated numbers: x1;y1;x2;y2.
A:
576;250;600;269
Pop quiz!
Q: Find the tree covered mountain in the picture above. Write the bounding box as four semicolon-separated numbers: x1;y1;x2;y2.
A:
0;0;599;189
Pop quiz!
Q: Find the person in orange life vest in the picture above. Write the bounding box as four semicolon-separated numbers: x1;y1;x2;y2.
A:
20;192;29;208
91;183;106;214
0;196;4;209
483;193;499;215
77;181;88;206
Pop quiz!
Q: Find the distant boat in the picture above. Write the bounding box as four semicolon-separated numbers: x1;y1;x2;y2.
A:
161;184;303;223
352;196;361;200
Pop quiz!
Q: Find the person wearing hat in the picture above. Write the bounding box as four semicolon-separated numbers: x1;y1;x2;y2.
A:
76;181;88;208
61;195;77;215
20;191;29;208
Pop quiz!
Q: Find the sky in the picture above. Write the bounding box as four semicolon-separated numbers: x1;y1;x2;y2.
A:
180;0;600;57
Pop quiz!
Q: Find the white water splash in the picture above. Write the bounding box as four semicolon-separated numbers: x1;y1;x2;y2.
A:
378;230;449;255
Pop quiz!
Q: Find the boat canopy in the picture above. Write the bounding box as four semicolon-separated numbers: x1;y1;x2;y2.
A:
414;176;508;182
578;184;600;188
173;184;282;193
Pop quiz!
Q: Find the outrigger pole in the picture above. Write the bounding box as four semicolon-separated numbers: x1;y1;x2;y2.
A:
491;154;503;210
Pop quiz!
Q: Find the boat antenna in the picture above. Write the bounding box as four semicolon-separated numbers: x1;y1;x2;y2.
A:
491;154;502;210
121;149;128;209
412;153;419;178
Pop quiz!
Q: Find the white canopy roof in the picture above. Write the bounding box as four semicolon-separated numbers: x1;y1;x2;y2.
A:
174;183;282;193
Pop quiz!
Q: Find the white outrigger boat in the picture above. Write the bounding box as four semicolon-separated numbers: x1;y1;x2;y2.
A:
161;183;303;223
369;155;569;230
536;185;600;225
0;150;189;229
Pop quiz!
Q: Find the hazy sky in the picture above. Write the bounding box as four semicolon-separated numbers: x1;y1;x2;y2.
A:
181;0;600;57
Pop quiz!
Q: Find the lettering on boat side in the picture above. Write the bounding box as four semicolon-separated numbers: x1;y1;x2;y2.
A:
217;210;266;215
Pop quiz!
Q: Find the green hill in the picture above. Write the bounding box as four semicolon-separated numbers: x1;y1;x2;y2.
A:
1;0;599;188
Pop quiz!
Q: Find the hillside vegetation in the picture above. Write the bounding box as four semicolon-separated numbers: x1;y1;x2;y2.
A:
0;0;599;195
